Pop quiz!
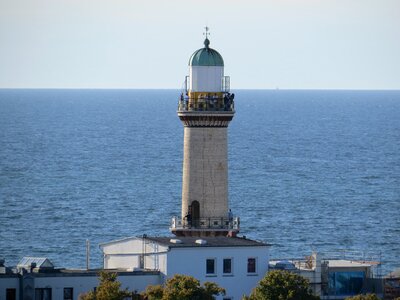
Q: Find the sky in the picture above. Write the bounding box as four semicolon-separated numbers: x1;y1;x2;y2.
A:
0;0;399;89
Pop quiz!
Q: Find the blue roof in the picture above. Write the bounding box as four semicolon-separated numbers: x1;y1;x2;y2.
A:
189;38;224;67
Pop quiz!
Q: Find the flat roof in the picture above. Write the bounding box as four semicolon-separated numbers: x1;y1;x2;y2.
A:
1;268;160;278
144;236;269;248
326;260;374;268
269;258;376;271
385;268;400;278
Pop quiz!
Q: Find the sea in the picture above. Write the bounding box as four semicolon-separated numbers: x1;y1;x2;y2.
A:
0;89;399;274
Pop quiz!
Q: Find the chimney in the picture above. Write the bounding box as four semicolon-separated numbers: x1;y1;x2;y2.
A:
30;262;37;273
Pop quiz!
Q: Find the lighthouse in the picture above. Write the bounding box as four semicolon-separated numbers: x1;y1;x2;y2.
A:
171;29;239;237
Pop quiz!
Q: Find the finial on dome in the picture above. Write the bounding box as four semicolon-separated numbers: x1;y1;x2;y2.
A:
204;38;210;48
203;26;210;48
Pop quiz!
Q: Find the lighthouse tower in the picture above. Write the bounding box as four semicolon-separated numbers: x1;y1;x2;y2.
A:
171;29;239;237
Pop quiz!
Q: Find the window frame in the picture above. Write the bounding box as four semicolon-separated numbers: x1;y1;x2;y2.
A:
328;271;365;296
247;257;257;275
223;257;233;275
206;258;217;276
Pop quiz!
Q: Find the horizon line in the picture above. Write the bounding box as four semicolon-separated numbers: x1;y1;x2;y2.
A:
1;87;400;92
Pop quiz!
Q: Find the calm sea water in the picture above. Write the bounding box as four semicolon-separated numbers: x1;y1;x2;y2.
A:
0;89;399;274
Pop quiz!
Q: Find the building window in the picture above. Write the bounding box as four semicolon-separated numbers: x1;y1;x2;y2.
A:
139;254;144;269
64;288;73;300
223;258;232;274
35;288;52;300
6;289;16;300
247;258;257;274
328;271;365;296
206;258;216;275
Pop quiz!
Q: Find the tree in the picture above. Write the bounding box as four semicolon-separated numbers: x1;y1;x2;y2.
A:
142;284;164;300
141;274;225;300
243;270;320;300
79;271;132;300
345;294;381;300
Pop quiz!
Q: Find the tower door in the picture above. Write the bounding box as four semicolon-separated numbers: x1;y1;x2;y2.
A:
191;201;200;228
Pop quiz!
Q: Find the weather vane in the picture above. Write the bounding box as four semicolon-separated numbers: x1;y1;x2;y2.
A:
203;26;210;39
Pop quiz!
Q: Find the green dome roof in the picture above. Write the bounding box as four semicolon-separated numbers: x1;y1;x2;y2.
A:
188;38;224;67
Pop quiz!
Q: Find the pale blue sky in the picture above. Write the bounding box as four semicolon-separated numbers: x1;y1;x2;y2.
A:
1;0;399;89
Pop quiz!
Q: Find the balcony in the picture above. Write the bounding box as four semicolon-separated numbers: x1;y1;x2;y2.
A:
178;93;235;113
170;216;240;231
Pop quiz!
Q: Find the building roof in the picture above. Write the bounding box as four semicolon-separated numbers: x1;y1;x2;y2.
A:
144;236;269;248
188;38;224;67
327;259;374;268
17;257;54;269
386;268;400;278
29;268;159;277
1;267;160;278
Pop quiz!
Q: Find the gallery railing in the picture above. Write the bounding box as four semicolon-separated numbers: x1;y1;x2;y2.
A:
170;216;240;231
178;94;235;112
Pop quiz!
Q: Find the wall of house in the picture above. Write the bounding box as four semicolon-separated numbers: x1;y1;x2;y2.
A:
33;273;160;299
297;269;322;296
101;238;143;255
102;238;169;272
0;276;19;300
167;246;269;300
104;254;141;270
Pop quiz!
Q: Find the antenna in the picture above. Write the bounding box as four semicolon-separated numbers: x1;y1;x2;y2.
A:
203;26;210;39
86;239;90;270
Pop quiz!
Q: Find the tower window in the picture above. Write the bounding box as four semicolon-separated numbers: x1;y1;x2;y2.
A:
223;258;232;274
206;258;216;275
247;258;257;274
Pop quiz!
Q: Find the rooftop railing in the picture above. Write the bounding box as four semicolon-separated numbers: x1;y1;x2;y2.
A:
170;216;240;231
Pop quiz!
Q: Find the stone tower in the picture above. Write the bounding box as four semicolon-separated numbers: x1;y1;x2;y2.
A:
171;31;239;237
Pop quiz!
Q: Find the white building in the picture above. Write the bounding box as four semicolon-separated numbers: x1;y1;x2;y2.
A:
100;235;269;300
269;252;384;300
0;257;160;300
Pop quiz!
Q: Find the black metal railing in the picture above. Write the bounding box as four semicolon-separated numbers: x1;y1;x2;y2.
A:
171;216;240;231
178;93;235;112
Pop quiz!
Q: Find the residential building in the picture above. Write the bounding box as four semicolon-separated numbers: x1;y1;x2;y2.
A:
101;235;269;299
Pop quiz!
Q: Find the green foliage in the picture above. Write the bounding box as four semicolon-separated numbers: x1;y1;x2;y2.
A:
243;270;320;300
79;271;132;300
345;294;381;300
143;284;165;300
141;274;225;300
